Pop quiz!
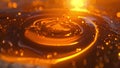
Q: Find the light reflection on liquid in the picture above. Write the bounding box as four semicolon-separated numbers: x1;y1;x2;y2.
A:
0;8;120;67
0;9;99;66
0;1;120;68
24;16;83;46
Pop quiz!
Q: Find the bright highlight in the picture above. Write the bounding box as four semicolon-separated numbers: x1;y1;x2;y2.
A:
71;0;88;12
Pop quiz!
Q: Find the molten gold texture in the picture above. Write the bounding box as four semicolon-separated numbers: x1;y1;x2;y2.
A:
24;16;84;46
0;15;99;66
70;0;88;12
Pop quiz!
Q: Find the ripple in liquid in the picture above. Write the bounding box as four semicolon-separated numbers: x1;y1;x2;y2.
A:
24;17;83;46
17;11;99;62
0;10;119;67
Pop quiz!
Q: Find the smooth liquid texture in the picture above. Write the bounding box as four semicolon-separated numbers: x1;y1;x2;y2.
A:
0;10;120;68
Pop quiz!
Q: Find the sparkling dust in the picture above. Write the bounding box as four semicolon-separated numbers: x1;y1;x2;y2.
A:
20;49;24;56
53;52;58;56
14;51;18;55
114;38;118;41
118;52;120;60
105;42;109;45
8;2;18;8
6;17;9;19
47;54;52;59
2;40;5;44
20;52;24;56
118;52;120;57
116;12;120;18
0;7;119;68
76;48;82;52
13;19;16;21
81;21;85;24
101;46;104;50
18;12;21;16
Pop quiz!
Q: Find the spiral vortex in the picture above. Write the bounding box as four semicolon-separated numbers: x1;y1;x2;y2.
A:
0;10;119;67
15;11;99;64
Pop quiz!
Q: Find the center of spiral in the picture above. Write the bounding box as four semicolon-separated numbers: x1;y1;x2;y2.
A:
24;16;84;46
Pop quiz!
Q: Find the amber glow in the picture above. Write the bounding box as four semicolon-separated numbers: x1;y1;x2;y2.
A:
70;0;88;12
118;52;120;57
0;17;99;65
0;0;99;66
25;30;79;46
8;2;17;8
54;17;99;63
116;12;120;18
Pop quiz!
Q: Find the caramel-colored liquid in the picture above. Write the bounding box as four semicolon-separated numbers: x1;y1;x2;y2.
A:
0;10;120;68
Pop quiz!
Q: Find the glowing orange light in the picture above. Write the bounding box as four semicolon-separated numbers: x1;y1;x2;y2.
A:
0;17;99;66
71;0;86;8
116;12;120;18
8;2;17;8
55;18;99;63
70;0;88;12
118;52;120;57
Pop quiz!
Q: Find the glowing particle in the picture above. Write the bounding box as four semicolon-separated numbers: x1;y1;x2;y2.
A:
115;38;118;41
56;17;59;21
13;19;16;21
82;21;85;24
38;7;43;11
104;39;111;46
78;16;81;18
6;17;9;19
20;49;24;56
20;52;24;56
101;46;104;50
118;52;120;57
65;33;72;36
8;2;17;8
70;0;88;12
116;12;120;18
108;34;111;37
2;40;5;44
67;16;70;19
53;52;58;56
15;51;18;55
76;48;82;52
118;52;120;60
71;0;86;8
69;19;72;22
105;42;109;45
47;54;52;59
18;12;21;15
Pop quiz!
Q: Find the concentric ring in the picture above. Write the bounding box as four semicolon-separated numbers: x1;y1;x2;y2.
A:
0;10;99;66
19;11;99;56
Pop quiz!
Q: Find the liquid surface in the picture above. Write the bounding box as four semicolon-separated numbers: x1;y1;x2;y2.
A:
0;9;120;68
